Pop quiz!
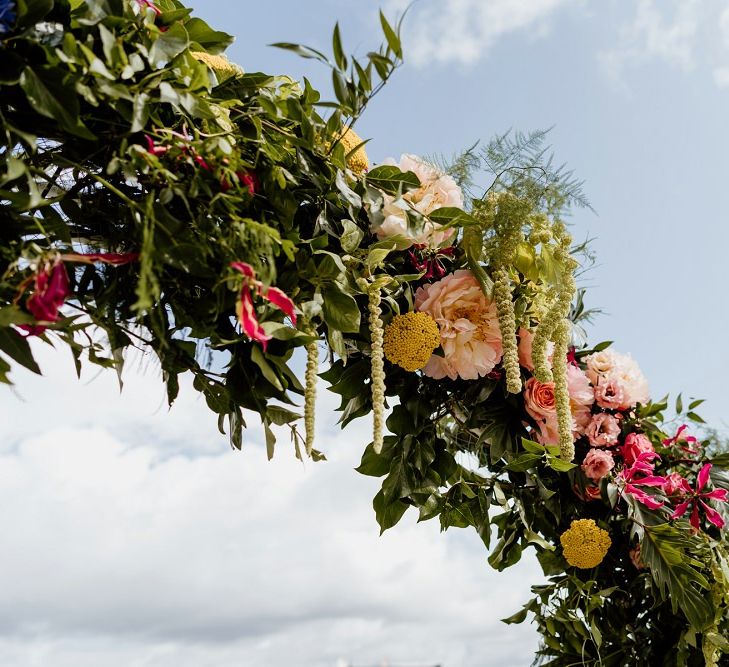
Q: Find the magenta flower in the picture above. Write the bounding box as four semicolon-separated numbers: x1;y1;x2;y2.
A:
144;135;169;156
18;261;71;336
671;463;728;531
230;262;296;351
662;424;701;456
62;252;140;266
617;451;667;510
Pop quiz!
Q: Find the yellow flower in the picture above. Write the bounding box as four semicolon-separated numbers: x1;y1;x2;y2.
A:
560;519;611;569
335;128;369;174
191;51;244;82
383;312;441;372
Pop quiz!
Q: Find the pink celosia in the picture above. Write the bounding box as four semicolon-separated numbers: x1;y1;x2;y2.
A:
230;262;297;352
585;412;622;447
621;432;654;466
671;463;728;531
582;448;615;481
415;270;502;380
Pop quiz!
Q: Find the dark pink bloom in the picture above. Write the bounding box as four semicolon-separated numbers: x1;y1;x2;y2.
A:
671;463;728;530
408;245;455;280
566;346;578;367
663;472;691;496
621;432;654;466
144;135;168;156
18;261;70;336
240;172;259;195
230;262;297;351
617;451;667;510
662;424;701;456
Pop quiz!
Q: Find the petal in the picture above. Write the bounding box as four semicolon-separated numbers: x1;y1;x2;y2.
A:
635;475;667;487
238;286;270;351
262;286;297;325
690;504;701;531
700;501;726;529
671;500;691;520
230;262;255;279
63;252;140;266
703;488;728;502
627;486;664;509
697;463;712;492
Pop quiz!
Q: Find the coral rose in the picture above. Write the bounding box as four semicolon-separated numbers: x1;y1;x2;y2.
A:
582;448;615;480
415;270;502;380
524;377;556;421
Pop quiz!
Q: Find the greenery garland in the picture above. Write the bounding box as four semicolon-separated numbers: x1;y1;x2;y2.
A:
1;1;728;664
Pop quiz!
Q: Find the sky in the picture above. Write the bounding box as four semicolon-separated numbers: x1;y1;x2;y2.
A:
2;1;729;665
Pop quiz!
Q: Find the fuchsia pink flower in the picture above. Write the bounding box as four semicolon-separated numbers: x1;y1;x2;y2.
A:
18;260;70;336
670;463;728;530
621;432;654;466
617;451;667;510
230;262;296;352
662;424;701;456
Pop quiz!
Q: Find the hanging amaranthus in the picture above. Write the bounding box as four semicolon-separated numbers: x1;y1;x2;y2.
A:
553;318;574;461
368;287;385;454
494;267;521;393
304;336;318;456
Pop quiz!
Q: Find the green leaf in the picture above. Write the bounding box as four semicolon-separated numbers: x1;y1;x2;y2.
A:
0;328;41;375
321;286;361;333
505;452;543;472
379;11;402;58
640;522;714;630
149;23;190;67
426;206;480;228
521;438;545;454
501;606;529;625
267;405;302;426
340;219;364;253
548;458;577;472
373;487;409;533
365;165;420;195
20;67;95;139
185;17;234;53
332;23;347;71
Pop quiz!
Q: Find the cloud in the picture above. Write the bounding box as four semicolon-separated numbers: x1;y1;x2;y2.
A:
385;0;575;66
1;350;543;666
599;0;701;89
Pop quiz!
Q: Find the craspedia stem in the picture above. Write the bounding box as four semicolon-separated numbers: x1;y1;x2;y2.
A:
368;287;385;454
304;337;318;456
553;318;574;461
494;267;521;394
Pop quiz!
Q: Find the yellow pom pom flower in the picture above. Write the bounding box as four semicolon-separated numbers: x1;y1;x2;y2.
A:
336;128;369;174
191;51;244;82
560;519;611;569
383;312;441;372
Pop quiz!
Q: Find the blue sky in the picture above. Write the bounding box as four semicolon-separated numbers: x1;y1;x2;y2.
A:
1;1;728;666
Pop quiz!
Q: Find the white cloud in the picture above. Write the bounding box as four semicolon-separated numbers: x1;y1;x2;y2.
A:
713;6;729;87
0;348;543;666
599;0;702;88
385;0;576;66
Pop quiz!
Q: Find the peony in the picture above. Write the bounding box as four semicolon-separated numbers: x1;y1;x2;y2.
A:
582;448;615;480
415;270;502;380
585;413;622;447
621;432;654;466
373;154;462;248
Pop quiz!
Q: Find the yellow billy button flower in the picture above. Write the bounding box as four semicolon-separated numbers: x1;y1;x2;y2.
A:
560;519;612;569
336;128;369;174
191;51;244;82
383;312;440;372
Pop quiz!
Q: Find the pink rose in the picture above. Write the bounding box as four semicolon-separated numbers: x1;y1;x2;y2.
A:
524;377;556;422
415;270;502;380
594;376;628;411
621;433;654;466
585;413;622;447
582;448;615;480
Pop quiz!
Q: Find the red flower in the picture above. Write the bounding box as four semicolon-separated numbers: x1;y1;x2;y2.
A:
617;451;667;510
221;170;258;195
408;245;455;280
18;260;70;336
61;252;139;266
566;346;578;367
144;135;168;156
671;463;728;530
136;0;161;17
230;262;296;351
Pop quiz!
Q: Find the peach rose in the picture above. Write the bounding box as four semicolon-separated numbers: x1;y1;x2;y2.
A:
621;432;654;465
582;448;615;481
585;413;621;447
524;377;556;422
415;270;502;380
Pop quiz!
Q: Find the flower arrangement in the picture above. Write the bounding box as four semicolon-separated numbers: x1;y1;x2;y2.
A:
0;0;727;663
